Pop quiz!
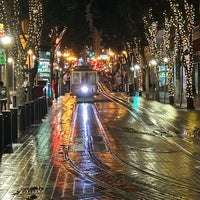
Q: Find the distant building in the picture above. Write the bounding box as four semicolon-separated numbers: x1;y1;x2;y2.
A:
92;27;101;57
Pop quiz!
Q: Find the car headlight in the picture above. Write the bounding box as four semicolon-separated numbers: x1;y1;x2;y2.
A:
81;85;89;93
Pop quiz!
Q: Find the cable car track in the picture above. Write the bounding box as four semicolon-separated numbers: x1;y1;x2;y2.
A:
102;91;200;161
65;103;169;199
64;96;200;199
98;81;190;132
91;100;200;194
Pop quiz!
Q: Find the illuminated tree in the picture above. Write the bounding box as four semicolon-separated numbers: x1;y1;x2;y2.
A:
133;38;143;96
169;0;195;109
162;14;175;104
143;9;162;101
144;0;196;108
48;26;67;101
0;0;43;105
123;39;143;96
144;10;176;103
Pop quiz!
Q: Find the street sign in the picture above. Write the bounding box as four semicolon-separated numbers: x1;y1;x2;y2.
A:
0;23;4;36
0;51;5;65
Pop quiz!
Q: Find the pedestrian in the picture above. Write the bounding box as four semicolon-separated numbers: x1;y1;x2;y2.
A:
23;76;30;102
0;81;7;112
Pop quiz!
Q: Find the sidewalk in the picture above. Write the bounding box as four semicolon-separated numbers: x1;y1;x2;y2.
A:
157;92;200;110
0;96;74;200
99;81;200;110
128;91;200;110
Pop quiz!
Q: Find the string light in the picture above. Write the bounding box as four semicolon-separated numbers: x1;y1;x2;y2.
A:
0;0;43;104
163;13;175;99
169;0;195;100
0;2;43;68
143;9;162;99
144;0;195;106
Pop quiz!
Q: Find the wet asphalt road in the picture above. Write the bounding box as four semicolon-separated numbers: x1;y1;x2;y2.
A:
1;93;200;199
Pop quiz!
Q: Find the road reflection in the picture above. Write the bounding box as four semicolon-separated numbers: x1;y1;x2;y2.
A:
132;95;140;113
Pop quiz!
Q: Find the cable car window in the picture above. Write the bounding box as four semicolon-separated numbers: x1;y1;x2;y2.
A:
82;72;87;83
73;72;80;83
88;72;96;83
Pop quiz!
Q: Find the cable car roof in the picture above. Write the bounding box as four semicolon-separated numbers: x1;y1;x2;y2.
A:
73;65;94;71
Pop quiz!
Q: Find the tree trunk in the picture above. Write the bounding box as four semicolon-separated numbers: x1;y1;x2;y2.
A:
17;66;26;106
155;78;160;101
169;96;174;105
187;97;194;109
29;60;39;101
145;67;150;99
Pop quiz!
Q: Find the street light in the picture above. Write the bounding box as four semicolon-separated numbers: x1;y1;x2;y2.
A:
1;36;11;46
163;57;168;63
1;35;11;109
150;59;157;66
27;49;33;69
130;66;134;71
134;64;140;71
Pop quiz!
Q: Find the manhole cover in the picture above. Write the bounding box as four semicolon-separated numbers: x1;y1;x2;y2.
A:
91;136;103;142
73;144;85;151
92;144;106;152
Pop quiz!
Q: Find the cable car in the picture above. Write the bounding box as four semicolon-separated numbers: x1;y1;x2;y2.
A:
70;65;98;102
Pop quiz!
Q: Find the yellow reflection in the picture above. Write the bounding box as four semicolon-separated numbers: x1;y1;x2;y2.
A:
82;103;89;140
61;96;76;144
50;95;75;165
185;112;199;137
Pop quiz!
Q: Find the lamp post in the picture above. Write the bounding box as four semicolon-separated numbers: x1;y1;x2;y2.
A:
134;64;140;95
150;59;159;101
129;65;134;96
27;49;34;101
163;57;168;103
1;35;11;109
7;57;14;90
54;66;59;99
130;65;134;84
130;64;140;96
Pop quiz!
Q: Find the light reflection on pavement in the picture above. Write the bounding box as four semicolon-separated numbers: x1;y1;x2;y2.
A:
0;96;75;200
1;93;200;199
94;94;200;199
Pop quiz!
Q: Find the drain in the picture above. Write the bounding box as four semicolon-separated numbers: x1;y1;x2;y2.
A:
13;186;44;195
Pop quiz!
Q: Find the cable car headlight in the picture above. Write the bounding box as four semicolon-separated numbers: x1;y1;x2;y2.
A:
81;85;89;93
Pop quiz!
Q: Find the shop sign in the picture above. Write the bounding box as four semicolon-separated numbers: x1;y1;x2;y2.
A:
0;51;5;65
